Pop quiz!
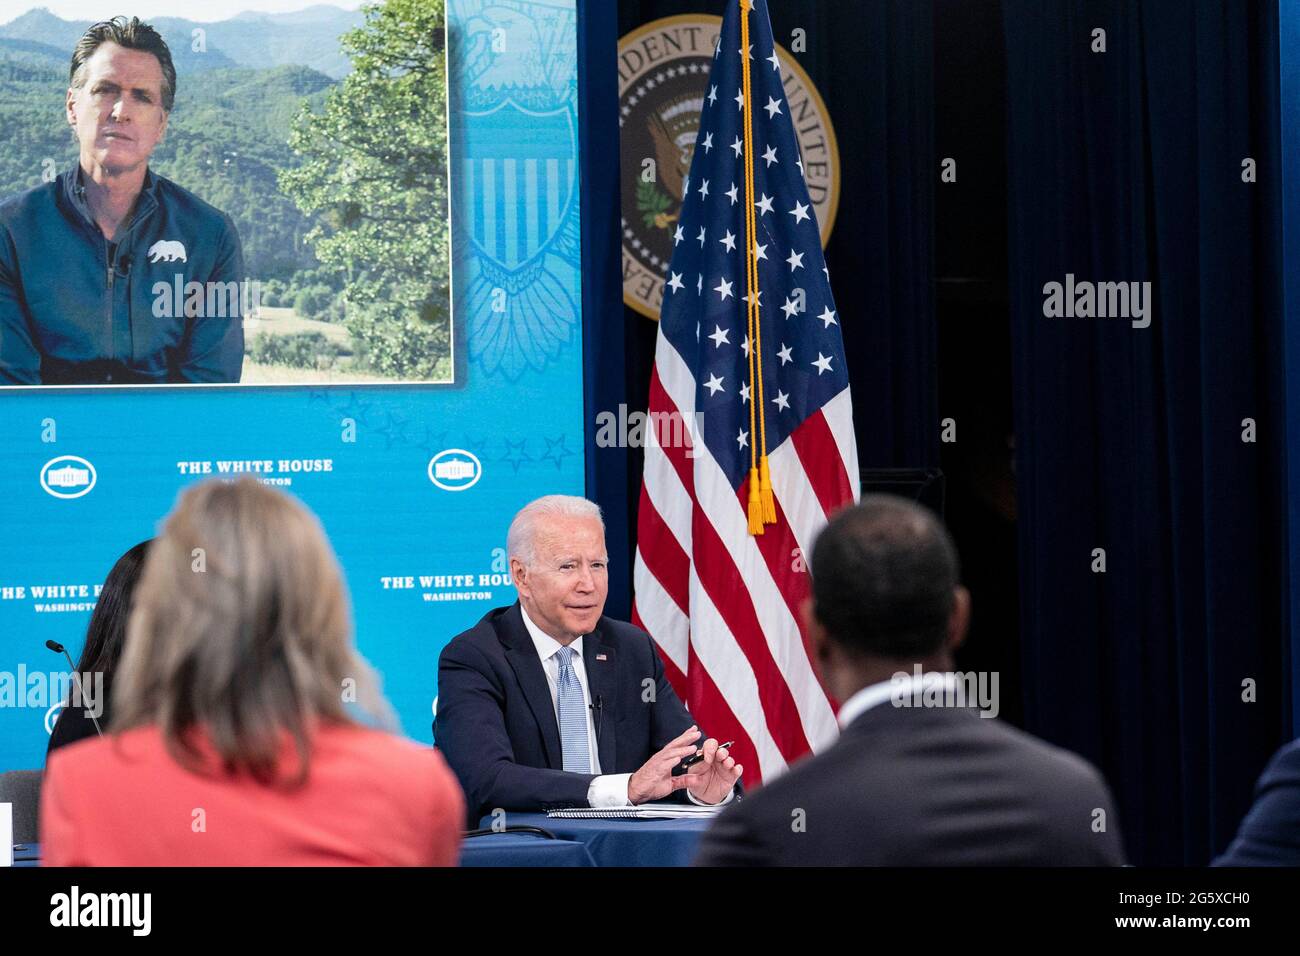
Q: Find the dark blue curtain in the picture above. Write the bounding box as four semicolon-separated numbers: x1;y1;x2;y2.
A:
1003;0;1290;865
787;0;937;469
1278;2;1300;741
579;0;633;615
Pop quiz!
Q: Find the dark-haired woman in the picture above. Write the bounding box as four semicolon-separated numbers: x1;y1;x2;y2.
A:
46;540;151;756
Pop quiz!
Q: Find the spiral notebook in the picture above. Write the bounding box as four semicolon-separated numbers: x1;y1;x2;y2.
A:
546;802;724;820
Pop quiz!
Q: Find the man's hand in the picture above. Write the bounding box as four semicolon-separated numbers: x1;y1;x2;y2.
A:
628;726;704;804
682;738;743;805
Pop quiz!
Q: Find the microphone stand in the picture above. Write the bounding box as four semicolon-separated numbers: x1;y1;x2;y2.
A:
44;640;103;736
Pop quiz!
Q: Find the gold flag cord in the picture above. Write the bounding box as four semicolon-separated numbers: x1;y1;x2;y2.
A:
739;0;776;534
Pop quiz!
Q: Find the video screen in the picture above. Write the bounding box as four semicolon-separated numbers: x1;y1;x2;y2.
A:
0;1;452;386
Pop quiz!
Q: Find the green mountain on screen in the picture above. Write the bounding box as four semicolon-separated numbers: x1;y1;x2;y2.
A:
0;5;363;78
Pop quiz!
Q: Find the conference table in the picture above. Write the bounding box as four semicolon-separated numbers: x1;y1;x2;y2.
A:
9;839;594;867
10;815;709;867
460;832;595;867
475;814;711;867
11;844;39;867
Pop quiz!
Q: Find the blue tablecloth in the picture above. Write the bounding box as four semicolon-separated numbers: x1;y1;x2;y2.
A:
479;814;710;867
12;839;596;868
459;832;595;867
11;844;40;867
15;825;696;867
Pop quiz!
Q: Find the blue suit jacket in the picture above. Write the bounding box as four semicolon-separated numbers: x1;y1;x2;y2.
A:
435;603;702;823
1215;739;1300;866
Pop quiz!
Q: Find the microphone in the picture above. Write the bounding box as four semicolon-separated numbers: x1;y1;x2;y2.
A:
44;639;103;736
114;254;133;280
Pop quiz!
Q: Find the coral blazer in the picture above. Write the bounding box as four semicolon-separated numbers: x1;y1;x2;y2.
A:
41;723;464;866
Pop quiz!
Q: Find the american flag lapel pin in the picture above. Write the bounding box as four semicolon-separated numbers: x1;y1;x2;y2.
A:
596;653;608;661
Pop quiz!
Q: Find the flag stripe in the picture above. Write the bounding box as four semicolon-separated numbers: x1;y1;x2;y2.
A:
646;367;696;501
658;337;839;751
647;339;814;760
637;340;806;764
632;602;688;693
632;548;689;673
740;464;839;718
822;387;862;501
788;403;856;519
691;490;812;760
641;378;696;549
688;565;788;779
763;430;837;707
766;426;831;558
636;466;691;609
632;601;762;785
683;638;761;786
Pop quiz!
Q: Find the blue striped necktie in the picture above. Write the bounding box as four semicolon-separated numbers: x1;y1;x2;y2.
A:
555;645;592;773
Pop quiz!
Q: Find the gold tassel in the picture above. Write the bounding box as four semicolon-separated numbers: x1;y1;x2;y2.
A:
759;455;776;523
747;467;765;535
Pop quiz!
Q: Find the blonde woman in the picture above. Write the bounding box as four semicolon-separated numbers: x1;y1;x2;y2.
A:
41;478;464;866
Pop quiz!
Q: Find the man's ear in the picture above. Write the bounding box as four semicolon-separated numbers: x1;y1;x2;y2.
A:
801;597;831;666
66;88;77;128
946;586;971;653
509;556;529;597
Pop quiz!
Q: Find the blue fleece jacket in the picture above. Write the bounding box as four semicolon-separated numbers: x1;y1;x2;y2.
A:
0;165;245;384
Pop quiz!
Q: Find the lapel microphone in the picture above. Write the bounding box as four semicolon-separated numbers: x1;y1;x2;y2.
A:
590;694;604;743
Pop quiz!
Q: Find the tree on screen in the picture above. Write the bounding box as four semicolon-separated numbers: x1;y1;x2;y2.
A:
280;0;450;380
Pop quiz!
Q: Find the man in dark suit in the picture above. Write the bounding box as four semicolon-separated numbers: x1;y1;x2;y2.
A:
1214;739;1300;865
436;495;741;823
695;495;1125;866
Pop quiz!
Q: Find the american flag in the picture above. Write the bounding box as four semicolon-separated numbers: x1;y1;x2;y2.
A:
631;0;860;784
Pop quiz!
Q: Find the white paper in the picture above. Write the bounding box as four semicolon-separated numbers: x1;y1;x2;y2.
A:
546;801;726;819
0;803;12;867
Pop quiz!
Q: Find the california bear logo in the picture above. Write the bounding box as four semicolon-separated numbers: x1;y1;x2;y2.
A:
147;239;187;263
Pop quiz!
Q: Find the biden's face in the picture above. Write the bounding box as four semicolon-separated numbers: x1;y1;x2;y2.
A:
66;42;169;176
512;515;609;643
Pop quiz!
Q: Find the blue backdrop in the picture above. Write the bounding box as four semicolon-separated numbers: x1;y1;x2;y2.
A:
0;0;587;772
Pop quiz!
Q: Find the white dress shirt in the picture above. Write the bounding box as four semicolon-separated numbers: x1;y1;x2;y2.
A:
836;671;962;729
520;604;632;807
519;605;732;808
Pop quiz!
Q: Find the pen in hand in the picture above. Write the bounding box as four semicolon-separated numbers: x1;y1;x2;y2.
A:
672;740;735;775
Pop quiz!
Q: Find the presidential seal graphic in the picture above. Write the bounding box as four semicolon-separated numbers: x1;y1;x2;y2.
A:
619;14;841;321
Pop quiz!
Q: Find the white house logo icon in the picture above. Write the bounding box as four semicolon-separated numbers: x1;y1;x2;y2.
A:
40;456;97;499
427;449;482;492
45;701;64;734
